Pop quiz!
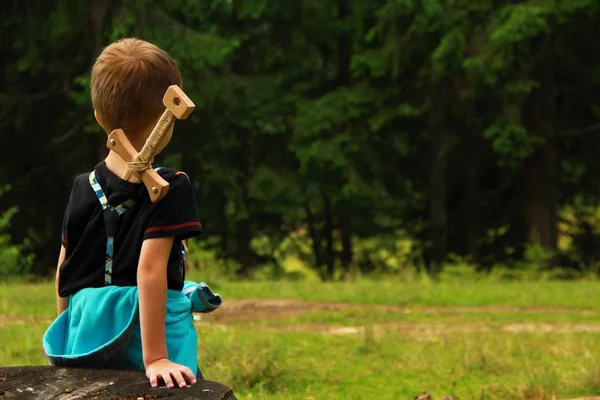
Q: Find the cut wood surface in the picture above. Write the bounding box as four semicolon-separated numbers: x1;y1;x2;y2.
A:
0;366;236;400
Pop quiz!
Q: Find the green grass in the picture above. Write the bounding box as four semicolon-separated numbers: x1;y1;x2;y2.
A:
209;279;600;309
2;279;600;316
243;307;600;327
2;278;600;399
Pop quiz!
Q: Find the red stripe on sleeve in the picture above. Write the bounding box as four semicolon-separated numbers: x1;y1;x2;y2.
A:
144;221;202;235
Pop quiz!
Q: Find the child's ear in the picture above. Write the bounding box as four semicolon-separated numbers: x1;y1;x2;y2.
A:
94;110;105;130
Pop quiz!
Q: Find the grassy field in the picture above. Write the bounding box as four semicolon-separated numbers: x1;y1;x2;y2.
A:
1;278;600;399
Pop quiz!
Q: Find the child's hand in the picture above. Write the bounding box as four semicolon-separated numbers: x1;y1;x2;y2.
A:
145;358;197;388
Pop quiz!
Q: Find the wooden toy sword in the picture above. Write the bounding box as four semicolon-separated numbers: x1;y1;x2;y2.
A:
106;85;195;203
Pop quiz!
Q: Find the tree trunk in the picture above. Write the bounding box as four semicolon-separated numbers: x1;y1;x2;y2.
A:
230;4;253;277
0;366;236;400
427;86;449;277
340;222;353;269
335;0;352;273
524;146;557;250
524;33;558;254
324;197;335;279
218;193;230;258
235;127;252;276
429;141;447;277
305;203;324;273
466;162;479;260
235;217;252;276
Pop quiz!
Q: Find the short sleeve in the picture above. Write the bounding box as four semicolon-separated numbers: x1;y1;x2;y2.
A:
143;172;202;241
61;211;68;247
61;178;77;248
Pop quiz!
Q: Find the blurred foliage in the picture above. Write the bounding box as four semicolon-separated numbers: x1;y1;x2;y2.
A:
0;186;34;279
2;0;600;279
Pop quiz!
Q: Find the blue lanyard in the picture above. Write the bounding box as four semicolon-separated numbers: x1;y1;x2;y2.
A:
88;171;133;285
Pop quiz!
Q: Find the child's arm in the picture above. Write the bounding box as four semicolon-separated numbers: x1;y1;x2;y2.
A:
55;245;69;315
138;236;196;388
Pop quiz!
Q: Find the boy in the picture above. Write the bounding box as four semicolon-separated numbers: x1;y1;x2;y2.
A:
44;38;204;389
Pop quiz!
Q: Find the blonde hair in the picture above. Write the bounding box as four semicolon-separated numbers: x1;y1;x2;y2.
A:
91;38;182;142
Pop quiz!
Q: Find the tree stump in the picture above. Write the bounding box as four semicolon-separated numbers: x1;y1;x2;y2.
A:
0;366;237;399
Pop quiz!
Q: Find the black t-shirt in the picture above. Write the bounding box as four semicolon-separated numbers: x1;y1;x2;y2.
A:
58;161;202;297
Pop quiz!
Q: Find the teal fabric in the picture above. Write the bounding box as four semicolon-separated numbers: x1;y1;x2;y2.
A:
43;286;138;365
183;281;222;313
42;285;199;373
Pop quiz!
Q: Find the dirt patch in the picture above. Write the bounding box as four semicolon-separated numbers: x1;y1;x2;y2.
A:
561;398;600;400
502;323;600;333
204;299;350;323
0;315;53;328
216;321;600;336
191;299;600;336
201;298;596;324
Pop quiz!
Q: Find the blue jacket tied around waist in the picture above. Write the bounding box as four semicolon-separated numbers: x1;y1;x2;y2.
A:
42;281;222;371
